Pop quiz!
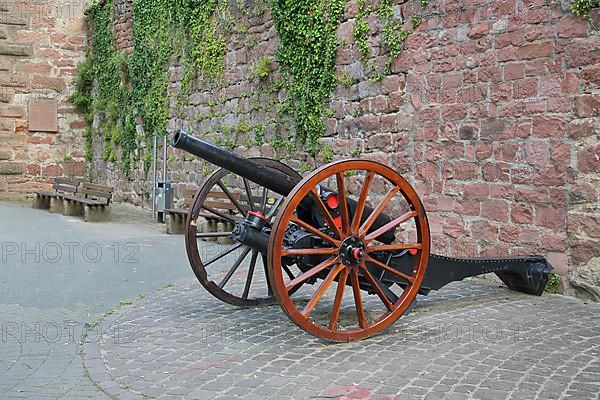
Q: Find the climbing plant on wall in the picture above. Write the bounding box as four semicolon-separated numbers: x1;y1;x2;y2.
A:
271;0;347;156
72;0;598;173
71;0;228;176
571;0;599;18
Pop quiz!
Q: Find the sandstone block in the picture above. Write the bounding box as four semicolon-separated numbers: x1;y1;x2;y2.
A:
481;199;510;222
575;95;600;118
0;12;26;26
577;144;600;173
84;205;112;223
0;43;32;56
517;42;553;60
0;161;24;175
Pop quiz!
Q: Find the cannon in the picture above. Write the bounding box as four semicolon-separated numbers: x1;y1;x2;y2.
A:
172;130;552;342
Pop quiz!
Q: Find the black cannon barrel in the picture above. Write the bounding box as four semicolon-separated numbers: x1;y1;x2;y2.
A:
172;130;301;196
172;130;395;243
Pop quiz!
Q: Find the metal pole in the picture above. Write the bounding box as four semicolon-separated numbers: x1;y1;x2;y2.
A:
152;132;157;219
163;134;168;182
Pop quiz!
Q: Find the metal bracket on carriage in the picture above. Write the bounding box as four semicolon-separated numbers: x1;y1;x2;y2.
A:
230;211;272;252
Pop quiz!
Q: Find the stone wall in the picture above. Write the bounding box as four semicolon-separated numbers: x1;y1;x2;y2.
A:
0;0;88;200
94;0;599;296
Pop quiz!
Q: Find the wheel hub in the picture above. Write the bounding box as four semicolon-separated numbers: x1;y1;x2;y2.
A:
339;236;366;267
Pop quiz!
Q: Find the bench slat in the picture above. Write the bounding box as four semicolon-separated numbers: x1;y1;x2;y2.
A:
54;177;81;186
203;200;237;210
166;188;243;217
63;195;106;206
165;208;188;215
78;188;112;200
53;184;78;193
198;211;232;222
34;191;59;197
207;191;230;200
80;182;113;193
184;188;198;197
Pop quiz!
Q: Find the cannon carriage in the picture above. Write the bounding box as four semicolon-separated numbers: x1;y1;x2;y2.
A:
172;130;552;342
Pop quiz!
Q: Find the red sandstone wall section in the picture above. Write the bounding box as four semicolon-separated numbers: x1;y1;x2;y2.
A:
0;0;88;199
390;0;599;296
96;0;599;295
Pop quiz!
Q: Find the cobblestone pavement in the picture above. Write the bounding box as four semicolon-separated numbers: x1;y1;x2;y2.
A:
0;202;213;399
85;269;600;400
3;201;600;399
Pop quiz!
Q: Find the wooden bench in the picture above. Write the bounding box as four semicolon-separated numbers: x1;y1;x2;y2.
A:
164;187;197;234
197;191;241;243
165;187;278;242
63;183;113;222
165;188;242;242
32;178;80;213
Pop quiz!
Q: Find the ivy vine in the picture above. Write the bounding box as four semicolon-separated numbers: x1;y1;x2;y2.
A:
72;0;597;173
71;0;227;176
271;0;347;156
571;0;599;18
353;0;429;81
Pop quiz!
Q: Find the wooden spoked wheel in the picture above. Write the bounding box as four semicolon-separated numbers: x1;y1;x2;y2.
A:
268;160;430;341
185;158;302;307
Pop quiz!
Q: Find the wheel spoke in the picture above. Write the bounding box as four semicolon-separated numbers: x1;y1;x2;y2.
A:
242;250;259;299
203;243;243;268
336;172;351;236
368;243;422;252
364;211;417;243
262;254;273;296
243;178;255;212
282;264;296;281
266;196;284;220
281;248;338;257
359;262;394;311
329;268;349;331
285;256;340;291
350;268;367;329
216;179;246;215
359;185;400;237
310;188;343;240
351;171;375;235
365;254;414;283
302;263;345;318
196;231;233;238
218;247;252;288
291;216;340;246
201;205;239;224
260;187;269;214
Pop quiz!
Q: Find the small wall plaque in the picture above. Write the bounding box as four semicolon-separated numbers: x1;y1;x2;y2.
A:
29;100;58;133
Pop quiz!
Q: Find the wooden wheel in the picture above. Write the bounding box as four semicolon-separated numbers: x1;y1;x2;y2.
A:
268;160;430;341
185;158;302;307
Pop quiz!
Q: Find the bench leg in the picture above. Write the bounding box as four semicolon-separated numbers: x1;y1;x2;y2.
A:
227;222;235;244
63;200;83;217
33;195;50;210
197;217;208;234
204;219;217;241
84;205;111;222
193;217;209;240
166;213;186;234
50;197;64;214
217;222;234;244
